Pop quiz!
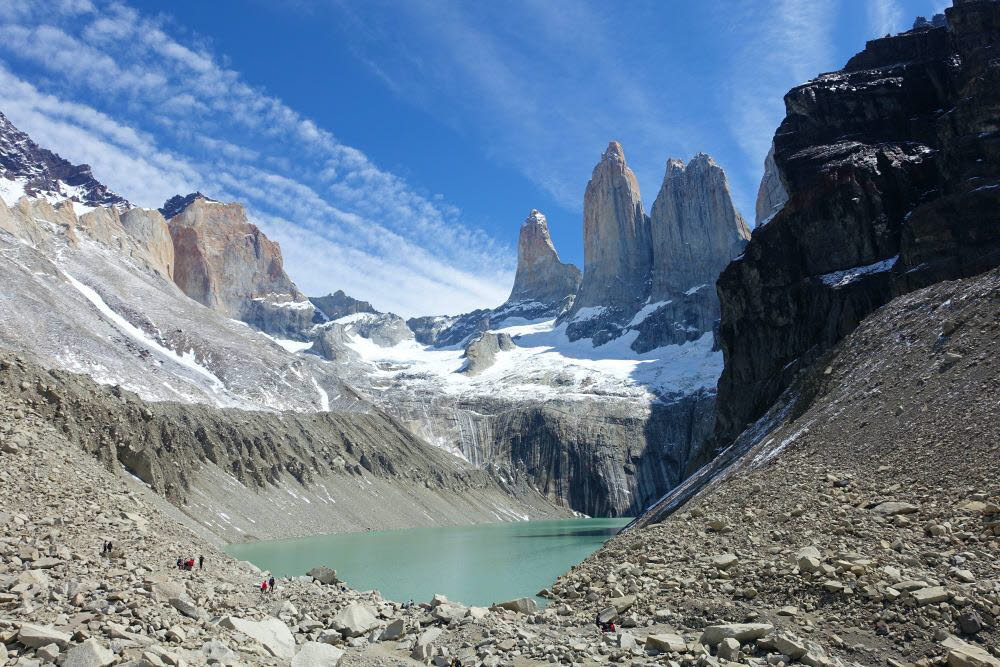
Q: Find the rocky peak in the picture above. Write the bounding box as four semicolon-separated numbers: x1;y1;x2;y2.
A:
0;111;129;209
310;290;377;322
571;141;652;313
167;197;314;336
158;192;218;220
649;152;750;301
506;209;581;308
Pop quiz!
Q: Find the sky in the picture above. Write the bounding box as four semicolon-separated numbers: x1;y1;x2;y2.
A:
0;0;951;317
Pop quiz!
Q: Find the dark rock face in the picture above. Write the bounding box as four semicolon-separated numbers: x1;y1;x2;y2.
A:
715;1;1000;446
166;197;315;337
159;192;219;221
310;290;377;322
487;394;716;517
0;112;128;209
507;210;581;309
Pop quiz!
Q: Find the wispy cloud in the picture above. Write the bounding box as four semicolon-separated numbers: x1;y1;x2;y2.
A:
868;0;905;37
719;0;839;210
329;0;699;212
0;0;513;316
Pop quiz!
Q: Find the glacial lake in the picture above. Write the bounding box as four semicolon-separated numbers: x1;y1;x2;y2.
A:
226;518;630;607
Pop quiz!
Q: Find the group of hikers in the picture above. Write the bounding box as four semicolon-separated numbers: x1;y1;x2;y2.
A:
260;575;276;594
100;541;114;555
176;555;204;571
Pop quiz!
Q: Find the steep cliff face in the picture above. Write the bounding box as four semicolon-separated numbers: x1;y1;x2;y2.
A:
506;209;581;310
715;0;1000;446
119;208;174;281
166;195;315;336
565;146;747;350
571;142;652;315
753;143;788;227
648;154;750;301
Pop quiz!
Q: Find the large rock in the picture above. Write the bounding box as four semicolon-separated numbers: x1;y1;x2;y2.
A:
493;597;538;614
942;635;1000;667
61;638;116;667
571;141;651;314
166;194;314;336
307;566;340;585
17;624;71;649
648;153;749;302
505;209;581;308
410;627;443;661
715;4;1000;444
220;616;296;659
646;633;687;653
698;623;773;646
330;603;379;637
292;641;345;667
460;332;515;376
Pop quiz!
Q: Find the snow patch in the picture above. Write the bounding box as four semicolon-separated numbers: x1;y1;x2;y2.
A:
818;256;898;288
62;271;227;392
627;300;672;328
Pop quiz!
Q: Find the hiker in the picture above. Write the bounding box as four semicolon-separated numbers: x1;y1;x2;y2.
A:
176;557;183;570
260;579;268;594
268;575;275;593
199;555;204;570
187;558;195;571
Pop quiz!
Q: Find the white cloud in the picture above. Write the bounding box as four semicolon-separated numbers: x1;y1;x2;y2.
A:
868;0;905;37
0;0;513;316
720;0;839;205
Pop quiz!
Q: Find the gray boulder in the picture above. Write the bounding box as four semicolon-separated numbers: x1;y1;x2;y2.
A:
61;638;115;667
307;566;340;585
220;616;296;659
331;603;379;637
292;641;345;667
493;597;538;614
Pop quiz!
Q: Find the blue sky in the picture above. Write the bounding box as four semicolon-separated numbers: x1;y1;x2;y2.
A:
0;0;950;316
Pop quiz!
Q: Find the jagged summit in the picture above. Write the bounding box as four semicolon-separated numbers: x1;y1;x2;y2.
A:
572;140;650;314
310;290;377;322
159;191;219;220
649;152;750;301
506;209;580;308
0;111;129;209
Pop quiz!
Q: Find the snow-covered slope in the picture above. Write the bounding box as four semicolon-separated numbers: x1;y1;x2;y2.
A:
0;195;351;412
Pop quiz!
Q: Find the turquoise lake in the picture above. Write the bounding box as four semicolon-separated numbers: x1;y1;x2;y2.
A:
226;518;630;607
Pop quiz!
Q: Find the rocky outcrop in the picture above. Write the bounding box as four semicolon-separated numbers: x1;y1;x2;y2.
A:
165;195;315;337
570;142;652;316
715;0;1000;446
158;191;218;220
754;143;788;227
120;208;174;280
505;210;580;311
460;332;515;376
565;146;747;349
0;112;129;209
648;153;750;300
310;290;377;322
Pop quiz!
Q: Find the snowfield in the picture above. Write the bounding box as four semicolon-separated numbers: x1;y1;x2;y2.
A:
342;315;722;403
